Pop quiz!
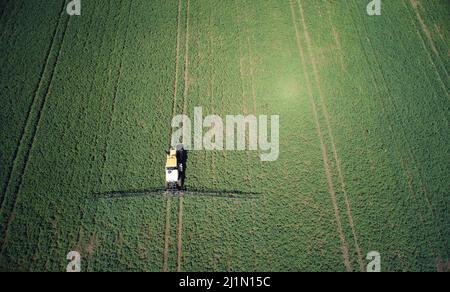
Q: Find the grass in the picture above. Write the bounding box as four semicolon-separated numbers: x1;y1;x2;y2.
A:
0;0;448;272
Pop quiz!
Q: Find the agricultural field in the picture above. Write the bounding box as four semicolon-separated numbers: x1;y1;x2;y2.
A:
0;0;448;272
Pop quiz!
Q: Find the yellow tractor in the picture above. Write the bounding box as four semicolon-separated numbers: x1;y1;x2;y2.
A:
165;145;186;192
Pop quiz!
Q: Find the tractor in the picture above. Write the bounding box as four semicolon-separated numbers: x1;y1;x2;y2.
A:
165;145;187;192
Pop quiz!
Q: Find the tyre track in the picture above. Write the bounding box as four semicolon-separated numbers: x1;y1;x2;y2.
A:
163;0;183;274
402;0;450;98
408;0;449;74
163;0;183;272
207;10;221;270
235;0;259;270
346;0;447;266
434;24;448;45
323;1;408;270
394;1;450;127
169;0;183;140
404;0;449;99
351;0;442;227
176;0;190;273
296;0;364;271
235;2;256;115
386;2;448;147
386;3;449;255
176;195;184;272
409;0;440;56
322;1;378;272
331;26;348;74
181;0;191;115
0;1;71;253
0;0;65;209
346;1;428;267
289;0;352;272
162;196;172;272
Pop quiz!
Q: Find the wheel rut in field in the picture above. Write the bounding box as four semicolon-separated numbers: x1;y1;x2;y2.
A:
235;0;259;269
169;0;183;140
163;0;189;272
0;1;70;253
176;195;184;272
405;0;449;99
289;0;352;272
176;0;190;272
363;0;441;227
346;0;447;265
162;0;182;272
0;0;67;210
296;0;364;271
162;196;172;272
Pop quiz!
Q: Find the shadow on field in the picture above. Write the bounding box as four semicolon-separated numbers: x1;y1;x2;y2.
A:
91;188;261;200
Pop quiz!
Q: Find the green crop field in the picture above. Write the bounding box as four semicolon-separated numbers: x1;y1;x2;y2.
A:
0;0;448;272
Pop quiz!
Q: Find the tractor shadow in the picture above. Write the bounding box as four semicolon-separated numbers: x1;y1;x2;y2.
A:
178;146;188;188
